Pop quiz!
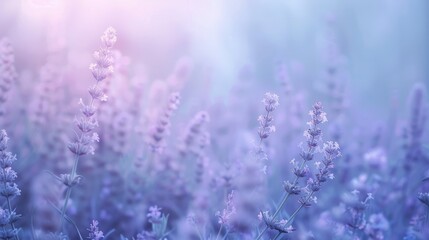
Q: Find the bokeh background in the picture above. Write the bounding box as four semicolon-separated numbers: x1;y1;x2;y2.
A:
1;0;428;109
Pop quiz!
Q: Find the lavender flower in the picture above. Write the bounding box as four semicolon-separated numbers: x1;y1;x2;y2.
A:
148;92;180;153
286;141;340;228
256;102;340;240
1;9;428;240
284;180;301;195
258;92;279;141
88;220;104;240
340;191;374;235
0;130;20;240
260;211;295;234
417;192;429;207
147;206;162;224
302;102;327;153
59;27;117;232
146;206;169;239
179;111;210;156
216;191;236;230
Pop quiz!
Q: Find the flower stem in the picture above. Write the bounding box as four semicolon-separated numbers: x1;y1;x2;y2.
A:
215;225;223;240
6;195;19;240
272;232;281;240
60;154;80;231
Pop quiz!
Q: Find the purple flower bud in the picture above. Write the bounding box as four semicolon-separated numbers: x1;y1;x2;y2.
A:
418;192;429;207
284;181;301;195
100;27;117;48
262;92;280;112
60;174;83;187
88;220;104;240
258;92;279;141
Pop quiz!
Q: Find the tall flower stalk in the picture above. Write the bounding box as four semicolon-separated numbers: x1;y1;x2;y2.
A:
87;220;104;240
148;92;181;153
256;102;340;239
0;130;21;240
57;27;117;232
258;92;280;145
256;92;279;171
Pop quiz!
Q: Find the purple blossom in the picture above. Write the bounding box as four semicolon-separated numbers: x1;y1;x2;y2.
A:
148;92;181;153
179;111;210;156
147;205;162;223
88;220;104;240
0;130;20;240
216;191;236;229
59;27;117;232
258;92;279;141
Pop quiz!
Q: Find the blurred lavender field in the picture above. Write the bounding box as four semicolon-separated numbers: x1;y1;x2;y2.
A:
0;0;428;239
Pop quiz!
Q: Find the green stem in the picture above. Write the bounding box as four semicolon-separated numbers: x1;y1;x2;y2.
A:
31;211;37;240
221;229;230;240
48;200;83;240
272;232;281;240
255;227;268;240
272;192;292;219
258;110;271;146
256;113;317;240
60;154;80;231
215;225;223;240
272;139;314;220
196;227;204;240
104;229;116;239
60;187;72;231
256;159;307;240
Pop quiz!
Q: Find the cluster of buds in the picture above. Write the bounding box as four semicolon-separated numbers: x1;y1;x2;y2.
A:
67;27;117;158
260;211;295;234
87;220;104;240
215;191;236;230
148;92;181;153
258;92;279;141
179;111;210;156
0;130;20;240
258;102;340;240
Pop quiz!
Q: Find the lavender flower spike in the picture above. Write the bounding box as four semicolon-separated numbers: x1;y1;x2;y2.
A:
0;130;21;240
149;92;180;153
88;220;104;240
258;92;279;141
256;102;339;240
180;111;210;156
216;191;236;229
59;27;117;232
